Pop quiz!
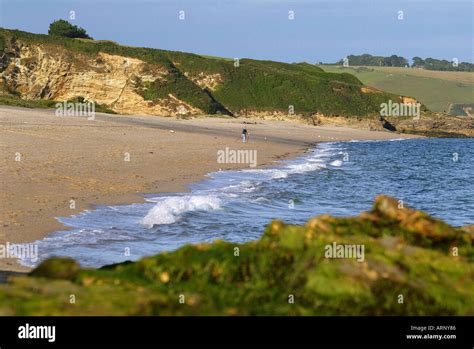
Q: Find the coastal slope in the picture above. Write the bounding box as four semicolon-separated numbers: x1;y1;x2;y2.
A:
1;28;471;136
0;28;404;118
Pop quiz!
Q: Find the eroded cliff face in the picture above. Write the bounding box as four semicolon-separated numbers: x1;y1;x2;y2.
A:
183;71;222;91
0;40;203;116
3;28;438;121
1;32;468;136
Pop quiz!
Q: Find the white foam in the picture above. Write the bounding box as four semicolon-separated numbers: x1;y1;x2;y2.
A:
244;162;326;180
221;180;259;193
330;160;343;167
243;150;330;180
288;162;326;172
269;169;289;179
16;228;136;267
348;138;408;144
251;197;270;203
141;195;222;227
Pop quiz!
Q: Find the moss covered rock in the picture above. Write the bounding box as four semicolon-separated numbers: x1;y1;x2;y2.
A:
30;257;81;280
0;196;472;316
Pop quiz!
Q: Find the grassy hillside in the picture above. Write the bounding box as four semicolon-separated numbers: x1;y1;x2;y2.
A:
319;65;474;114
0;196;472;316
0;28;401;117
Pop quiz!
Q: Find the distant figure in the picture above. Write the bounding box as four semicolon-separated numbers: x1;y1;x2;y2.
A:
242;128;248;143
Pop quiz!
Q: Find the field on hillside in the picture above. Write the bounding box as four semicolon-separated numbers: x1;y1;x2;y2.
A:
319;65;474;114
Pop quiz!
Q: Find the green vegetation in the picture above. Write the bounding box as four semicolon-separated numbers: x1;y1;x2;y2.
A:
134;64;229;115
211;59;384;115
336;54;408;67
66;96;116;114
319;65;474;113
413;57;474;72
0;95;58;109
0;95;116;114
198;54;233;61
334;54;473;72
48;19;92;39
0;196;472;316
0;28;401;117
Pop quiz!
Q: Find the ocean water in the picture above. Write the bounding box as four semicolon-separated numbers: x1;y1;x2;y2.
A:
19;138;474;268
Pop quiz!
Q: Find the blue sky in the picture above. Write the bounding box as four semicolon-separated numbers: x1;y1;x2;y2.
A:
1;0;472;63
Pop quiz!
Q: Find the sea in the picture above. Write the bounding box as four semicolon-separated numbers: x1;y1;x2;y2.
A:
18;138;474;268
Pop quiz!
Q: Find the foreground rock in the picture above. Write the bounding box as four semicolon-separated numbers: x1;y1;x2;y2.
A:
0;196;472;315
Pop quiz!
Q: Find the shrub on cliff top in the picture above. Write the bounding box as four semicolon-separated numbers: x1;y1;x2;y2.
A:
48;19;92;39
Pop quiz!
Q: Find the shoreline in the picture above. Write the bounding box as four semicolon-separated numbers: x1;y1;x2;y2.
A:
0;106;420;272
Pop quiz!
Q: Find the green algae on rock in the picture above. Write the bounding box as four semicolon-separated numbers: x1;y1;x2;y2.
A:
0;195;472;316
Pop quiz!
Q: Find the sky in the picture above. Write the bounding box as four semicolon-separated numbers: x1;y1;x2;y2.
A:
0;0;472;64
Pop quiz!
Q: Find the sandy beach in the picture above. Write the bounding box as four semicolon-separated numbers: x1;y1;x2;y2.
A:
0;106;420;271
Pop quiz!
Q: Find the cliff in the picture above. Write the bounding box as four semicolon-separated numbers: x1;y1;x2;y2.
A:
0;28;403;117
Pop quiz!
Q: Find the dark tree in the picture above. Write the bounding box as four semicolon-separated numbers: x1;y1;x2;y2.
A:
48;20;92;39
412;57;425;67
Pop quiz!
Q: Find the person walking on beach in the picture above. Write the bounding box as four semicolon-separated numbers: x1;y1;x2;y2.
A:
242;128;248;143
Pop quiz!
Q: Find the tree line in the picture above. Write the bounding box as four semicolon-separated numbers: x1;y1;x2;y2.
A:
335;54;473;72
